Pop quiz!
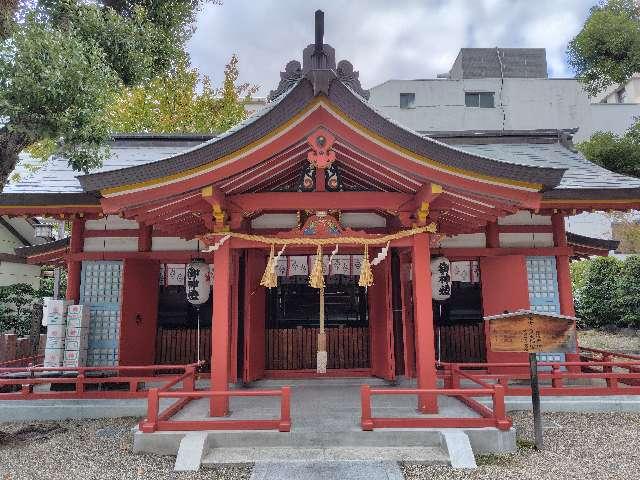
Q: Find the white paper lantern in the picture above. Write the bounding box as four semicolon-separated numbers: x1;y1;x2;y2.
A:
185;258;211;305
430;256;452;301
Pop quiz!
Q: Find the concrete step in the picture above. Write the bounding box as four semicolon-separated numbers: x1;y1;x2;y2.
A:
201;446;449;465
204;429;444;449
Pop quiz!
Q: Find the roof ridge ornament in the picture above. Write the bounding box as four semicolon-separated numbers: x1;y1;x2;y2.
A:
267;10;369;102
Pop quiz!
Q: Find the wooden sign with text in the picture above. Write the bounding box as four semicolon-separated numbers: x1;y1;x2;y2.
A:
486;311;576;353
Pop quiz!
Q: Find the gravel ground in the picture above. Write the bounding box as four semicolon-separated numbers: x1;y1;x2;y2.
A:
0;417;252;480
578;329;640;353
1;412;639;479
403;411;640;480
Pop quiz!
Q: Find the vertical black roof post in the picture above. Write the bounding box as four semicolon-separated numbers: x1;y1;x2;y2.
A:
315;10;324;53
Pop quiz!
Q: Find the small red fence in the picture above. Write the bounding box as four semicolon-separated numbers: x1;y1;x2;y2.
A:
360;383;511;431
0;333;46;368
140;386;291;433
0;363;201;400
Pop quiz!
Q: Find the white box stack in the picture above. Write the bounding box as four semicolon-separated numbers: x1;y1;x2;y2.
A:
64;304;90;368
43;300;73;368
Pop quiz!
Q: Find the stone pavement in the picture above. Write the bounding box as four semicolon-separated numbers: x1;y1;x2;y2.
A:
249;461;404;480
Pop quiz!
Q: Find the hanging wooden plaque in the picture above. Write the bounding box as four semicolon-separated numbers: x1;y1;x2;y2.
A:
486;311;577;353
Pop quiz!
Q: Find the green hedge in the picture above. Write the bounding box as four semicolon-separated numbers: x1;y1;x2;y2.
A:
572;255;640;328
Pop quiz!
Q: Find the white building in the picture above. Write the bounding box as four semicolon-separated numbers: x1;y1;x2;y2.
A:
366;48;640;241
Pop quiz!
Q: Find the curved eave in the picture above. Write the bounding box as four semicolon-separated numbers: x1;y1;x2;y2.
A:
0;193;101;215
79;77;565;198
541;188;640;210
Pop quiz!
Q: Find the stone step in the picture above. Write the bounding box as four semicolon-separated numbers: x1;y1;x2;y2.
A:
201;446;450;465
204;429;444;449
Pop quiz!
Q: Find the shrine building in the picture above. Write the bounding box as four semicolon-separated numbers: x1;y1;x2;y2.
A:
1;12;635;417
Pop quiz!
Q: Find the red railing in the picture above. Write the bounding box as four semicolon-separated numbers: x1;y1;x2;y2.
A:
0;362;201;400
140;386;292;433
444;359;640;396
360;383;511;431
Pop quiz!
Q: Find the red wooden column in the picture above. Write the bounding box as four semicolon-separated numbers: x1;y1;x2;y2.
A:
66;217;85;302
486;221;499;248
210;241;231;416
411;232;438;413
138;223;153;252
552;213;575;316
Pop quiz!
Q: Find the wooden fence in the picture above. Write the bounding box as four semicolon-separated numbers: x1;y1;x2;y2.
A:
0;333;46;367
436;323;486;364
266;327;370;370
155;327;212;368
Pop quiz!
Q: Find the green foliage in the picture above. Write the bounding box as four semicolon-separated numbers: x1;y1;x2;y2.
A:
108;55;258;134
577;124;640;178
0;283;39;336
615;255;640;325
573;256;622;328
568;0;640;97
0;0;205;188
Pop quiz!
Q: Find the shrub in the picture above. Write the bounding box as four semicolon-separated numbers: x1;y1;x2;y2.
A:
574;256;622;328
616;255;640;327
0;283;40;336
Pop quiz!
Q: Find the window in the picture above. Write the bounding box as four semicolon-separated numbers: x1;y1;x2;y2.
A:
617;88;627;103
400;92;415;109
465;92;495;108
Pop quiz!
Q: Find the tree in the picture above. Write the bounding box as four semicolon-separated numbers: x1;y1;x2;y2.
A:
0;283;39;335
0;0;206;190
108;55;258;134
568;0;640;97
576;122;640;178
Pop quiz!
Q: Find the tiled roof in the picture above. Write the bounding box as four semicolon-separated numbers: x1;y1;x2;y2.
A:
3;136;206;196
451;141;640;199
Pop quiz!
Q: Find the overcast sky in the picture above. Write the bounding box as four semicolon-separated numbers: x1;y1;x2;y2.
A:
187;0;595;97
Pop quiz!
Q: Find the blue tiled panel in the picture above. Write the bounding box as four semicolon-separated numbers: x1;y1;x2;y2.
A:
526;256;564;365
80;261;122;366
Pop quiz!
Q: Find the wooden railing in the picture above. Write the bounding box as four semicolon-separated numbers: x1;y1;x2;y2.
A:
360;383;511;431
436;323;485;363
0;362;201;400
155;327;211;369
266;326;369;370
140;386;292;433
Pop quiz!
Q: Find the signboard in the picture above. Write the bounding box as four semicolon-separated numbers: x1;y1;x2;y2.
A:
487;311;576;353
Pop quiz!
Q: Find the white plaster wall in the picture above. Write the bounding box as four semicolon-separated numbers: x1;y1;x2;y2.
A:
251;214;298;229
341;213;386;228
438;233;486;248
499;232;554;248
0;222;22;255
498;211;551;226
84;237;138;252
85;215;139;230
152;237;200;251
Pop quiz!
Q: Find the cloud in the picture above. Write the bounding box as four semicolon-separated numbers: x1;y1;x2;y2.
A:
187;0;594;96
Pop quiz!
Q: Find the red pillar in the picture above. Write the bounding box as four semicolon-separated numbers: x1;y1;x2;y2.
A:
411;232;438;413
486;221;499;248
138;223;153;252
552;213;575;316
210;241;231;416
66;217;85;302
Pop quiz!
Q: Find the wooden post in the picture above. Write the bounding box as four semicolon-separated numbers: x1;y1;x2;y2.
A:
138;224;153;252
66;217;85;302
210;241;231;416
551;213;575;316
528;352;543;450
412;232;438;413
486;221;500;248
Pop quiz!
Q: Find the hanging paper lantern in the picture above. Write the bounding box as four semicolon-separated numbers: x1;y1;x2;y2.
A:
185;258;211;305
430;256;451;301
